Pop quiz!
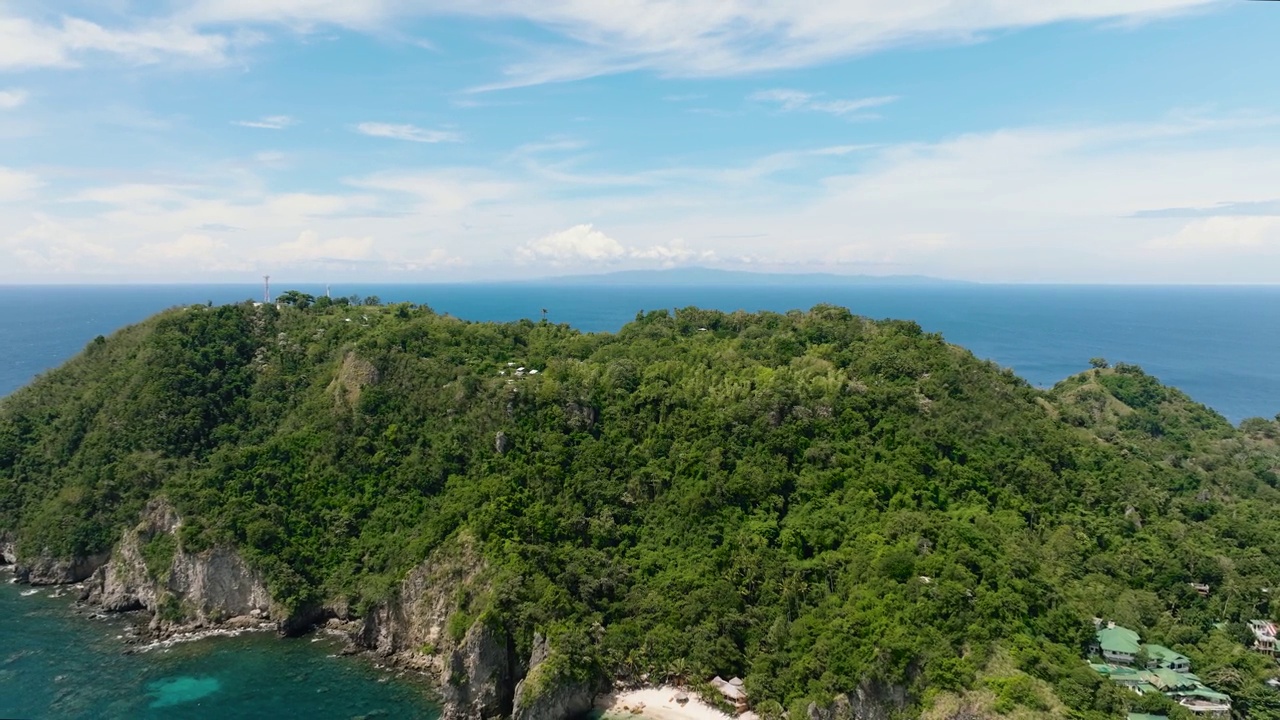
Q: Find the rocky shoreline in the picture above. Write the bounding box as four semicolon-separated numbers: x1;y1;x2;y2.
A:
2;510;601;720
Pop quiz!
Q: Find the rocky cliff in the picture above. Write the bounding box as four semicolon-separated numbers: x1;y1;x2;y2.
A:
14;551;111;585
81;500;272;635
9;508;599;720
1;532;18;565
511;633;600;720
805;678;912;720
356;535;527;719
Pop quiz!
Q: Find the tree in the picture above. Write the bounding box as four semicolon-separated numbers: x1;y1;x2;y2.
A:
276;290;315;309
1089;357;1109;369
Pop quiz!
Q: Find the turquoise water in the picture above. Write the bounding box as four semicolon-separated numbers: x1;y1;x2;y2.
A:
0;576;439;719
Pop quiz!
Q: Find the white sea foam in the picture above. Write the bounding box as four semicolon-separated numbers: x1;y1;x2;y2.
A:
136;623;275;653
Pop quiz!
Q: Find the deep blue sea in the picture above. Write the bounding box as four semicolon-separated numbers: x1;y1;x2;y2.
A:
2;282;1278;717
2;283;1277;422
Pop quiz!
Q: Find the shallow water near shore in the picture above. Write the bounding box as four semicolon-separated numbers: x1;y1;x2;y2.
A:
0;577;440;719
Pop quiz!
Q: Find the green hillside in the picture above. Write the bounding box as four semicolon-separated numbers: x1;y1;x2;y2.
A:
4;298;1280;718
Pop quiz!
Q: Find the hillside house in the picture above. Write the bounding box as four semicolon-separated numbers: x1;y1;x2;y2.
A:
1144;644;1192;672
1089;624;1231;718
1249;620;1278;656
1173;688;1232;717
1096;625;1142;665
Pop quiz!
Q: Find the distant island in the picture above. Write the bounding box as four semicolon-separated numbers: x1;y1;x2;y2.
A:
517;267;973;287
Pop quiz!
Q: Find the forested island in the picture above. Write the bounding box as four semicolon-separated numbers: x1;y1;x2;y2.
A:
4;297;1280;719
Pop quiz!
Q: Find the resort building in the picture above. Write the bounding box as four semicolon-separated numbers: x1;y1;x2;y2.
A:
1090;623;1231;717
1144;644;1192;672
1095;624;1142;665
1249;620;1278;656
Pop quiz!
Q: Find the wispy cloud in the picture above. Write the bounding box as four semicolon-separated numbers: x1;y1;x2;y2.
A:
1129;199;1280;218
233;115;294;129
0;89;28;110
164;1;1224;90
0;167;42;201
355;122;462;143
750;89;898;117
0;11;231;70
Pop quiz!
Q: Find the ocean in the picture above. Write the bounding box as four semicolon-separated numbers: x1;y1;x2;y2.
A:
2;282;1278;718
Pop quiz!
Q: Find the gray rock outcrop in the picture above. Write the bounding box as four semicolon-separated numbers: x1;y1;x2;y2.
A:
82;500;272;633
512;632;599;720
357;536;519;719
0;533;16;565
15;551;111;585
805;678;911;720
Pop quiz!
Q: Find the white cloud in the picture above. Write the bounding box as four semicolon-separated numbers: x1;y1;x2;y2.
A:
356;122;462;143
750;89;898;117
518;224;627;264
518;226;717;268
393;248;468;271
0;89;27;109
348;171;514;213
162;1;1223;89
70;183;189;206
234;115;295;129
15;107;1280;283
135;233;248;271
0;12;231;70
451;0;1221;89
2;217;117;273
184;0;394;28
1148;216;1280;251
256;229;375;263
0;167;41;201
630;238;716;266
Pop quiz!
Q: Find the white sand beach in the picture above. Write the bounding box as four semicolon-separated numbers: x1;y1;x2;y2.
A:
596;686;736;720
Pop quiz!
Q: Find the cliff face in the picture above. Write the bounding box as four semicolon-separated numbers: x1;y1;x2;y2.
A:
14;551;111;586
82;500;272;634
1;533;15;565
511;633;599;720
356;536;521;719
805;678;911;720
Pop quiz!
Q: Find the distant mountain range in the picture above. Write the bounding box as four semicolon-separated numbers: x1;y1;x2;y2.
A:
519;267;973;287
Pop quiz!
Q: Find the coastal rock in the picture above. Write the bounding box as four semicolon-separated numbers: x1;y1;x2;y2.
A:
440;620;517;719
1;534;16;565
15;551;111;586
805;678;911;720
83;500;272;633
356;535;519;719
167;545;272;624
512;633;600;720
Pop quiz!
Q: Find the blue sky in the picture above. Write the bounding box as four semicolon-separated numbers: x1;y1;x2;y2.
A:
1;0;1279;283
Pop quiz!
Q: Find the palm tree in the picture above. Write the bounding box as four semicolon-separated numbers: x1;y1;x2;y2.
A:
666;657;690;686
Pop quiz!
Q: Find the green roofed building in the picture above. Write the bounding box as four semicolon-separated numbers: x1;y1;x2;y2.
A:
1147;668;1198;692
1128;714;1167;720
1096;625;1142;664
1144;644;1191;672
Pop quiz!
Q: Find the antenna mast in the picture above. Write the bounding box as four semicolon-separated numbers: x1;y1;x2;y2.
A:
263;275;271;303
